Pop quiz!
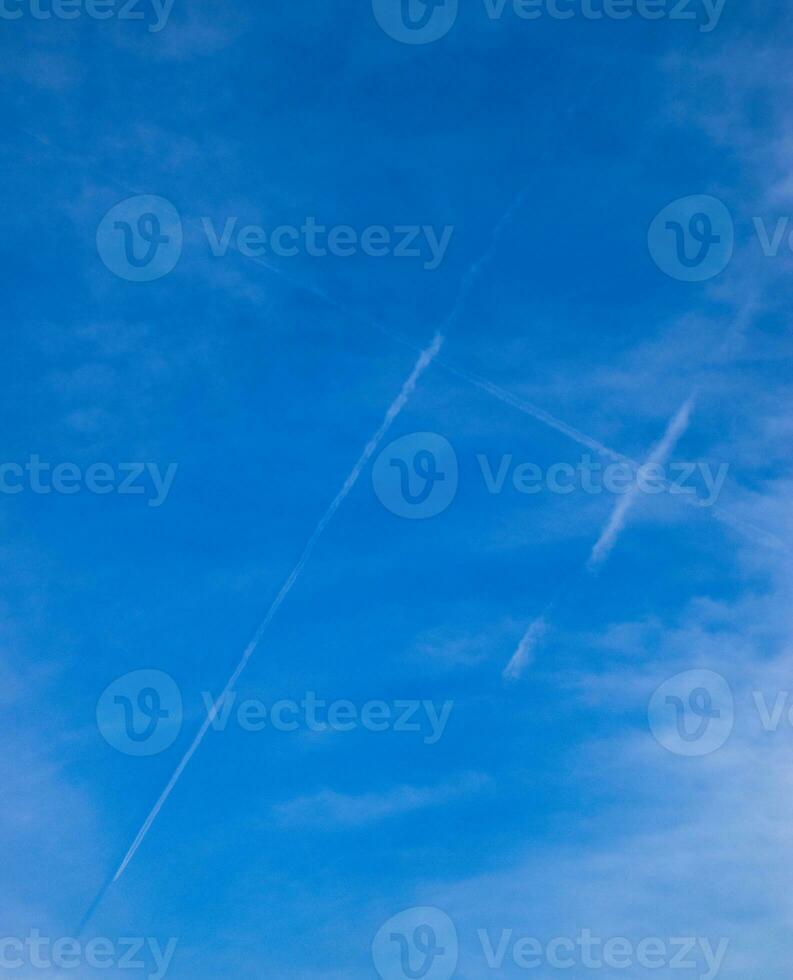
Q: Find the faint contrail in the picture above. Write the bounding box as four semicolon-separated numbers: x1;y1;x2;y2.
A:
15;130;787;556
108;333;443;887
446;363;787;557
93;188;530;903
213;234;782;555
440;359;630;464
504;396;695;680
437;188;530;333
588;395;695;568
503;615;549;680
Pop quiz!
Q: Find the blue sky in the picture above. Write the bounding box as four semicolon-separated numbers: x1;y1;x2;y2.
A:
2;0;793;977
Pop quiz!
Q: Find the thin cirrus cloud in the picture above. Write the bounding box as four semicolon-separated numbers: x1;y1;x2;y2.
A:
272;773;489;828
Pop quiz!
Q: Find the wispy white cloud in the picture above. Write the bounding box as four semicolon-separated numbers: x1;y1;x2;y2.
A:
273;773;488;828
0;625;106;938
425;582;793;979
412;618;522;668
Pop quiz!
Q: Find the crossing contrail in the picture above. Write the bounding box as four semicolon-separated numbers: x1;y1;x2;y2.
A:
16;129;786;558
445;363;786;556
504;396;695;680
587;395;695;568
107;333;443;888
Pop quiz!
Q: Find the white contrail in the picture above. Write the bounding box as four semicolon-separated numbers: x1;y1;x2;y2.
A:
110;333;443;884
503;615;548;681
449;365;787;556
17;130;788;558
437;187;529;333
93;189;529;898
588;396;695;569
42;118;773;556
504;396;696;681
213;240;786;560
440;359;630;465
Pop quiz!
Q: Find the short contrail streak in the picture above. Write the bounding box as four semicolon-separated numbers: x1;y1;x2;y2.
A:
503;615;549;680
